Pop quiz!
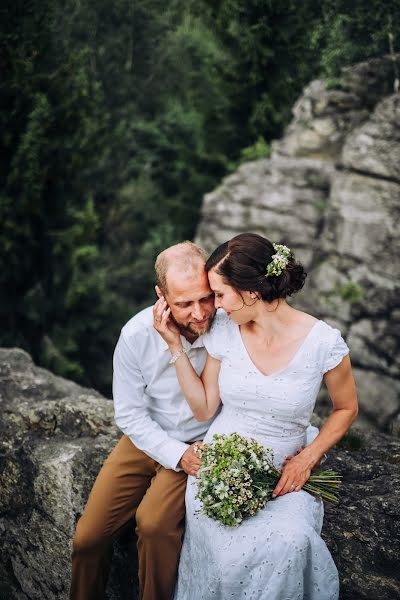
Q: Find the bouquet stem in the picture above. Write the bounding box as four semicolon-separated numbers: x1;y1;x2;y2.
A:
264;465;341;503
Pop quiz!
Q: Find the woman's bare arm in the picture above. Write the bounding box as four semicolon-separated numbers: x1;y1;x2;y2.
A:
273;355;358;497
153;297;221;421
301;355;358;465
174;352;221;421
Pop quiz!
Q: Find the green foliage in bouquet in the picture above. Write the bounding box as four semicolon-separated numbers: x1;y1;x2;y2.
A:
196;433;341;527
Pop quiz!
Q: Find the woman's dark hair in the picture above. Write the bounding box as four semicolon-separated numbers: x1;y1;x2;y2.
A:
205;233;306;303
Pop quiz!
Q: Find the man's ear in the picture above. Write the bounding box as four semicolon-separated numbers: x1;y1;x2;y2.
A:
155;285;163;299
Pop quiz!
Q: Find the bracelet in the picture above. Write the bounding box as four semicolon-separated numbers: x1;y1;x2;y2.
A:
169;348;187;364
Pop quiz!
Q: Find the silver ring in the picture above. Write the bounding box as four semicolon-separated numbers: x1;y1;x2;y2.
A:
290;484;295;489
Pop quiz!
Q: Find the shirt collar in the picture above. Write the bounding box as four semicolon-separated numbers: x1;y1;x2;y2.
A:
160;333;205;352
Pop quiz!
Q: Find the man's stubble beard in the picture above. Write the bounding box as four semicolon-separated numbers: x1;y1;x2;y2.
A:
170;311;216;338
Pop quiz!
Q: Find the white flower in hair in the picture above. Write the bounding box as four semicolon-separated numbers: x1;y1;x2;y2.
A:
265;243;292;277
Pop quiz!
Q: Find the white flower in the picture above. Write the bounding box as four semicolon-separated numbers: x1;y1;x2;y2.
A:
215;482;229;499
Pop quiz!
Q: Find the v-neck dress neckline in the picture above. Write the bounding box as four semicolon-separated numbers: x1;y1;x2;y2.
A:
236;319;322;378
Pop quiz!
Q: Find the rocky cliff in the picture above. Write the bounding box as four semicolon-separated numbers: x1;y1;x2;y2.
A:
0;349;137;600
1;348;399;599
196;56;400;436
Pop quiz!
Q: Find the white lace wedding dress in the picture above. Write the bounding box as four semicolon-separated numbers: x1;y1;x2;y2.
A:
174;313;349;600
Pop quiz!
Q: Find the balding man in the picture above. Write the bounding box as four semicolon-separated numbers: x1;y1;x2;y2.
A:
70;241;217;600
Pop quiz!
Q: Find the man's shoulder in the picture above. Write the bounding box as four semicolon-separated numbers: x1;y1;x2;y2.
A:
121;305;155;341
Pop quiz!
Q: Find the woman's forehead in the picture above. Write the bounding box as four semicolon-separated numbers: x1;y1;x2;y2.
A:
208;269;227;290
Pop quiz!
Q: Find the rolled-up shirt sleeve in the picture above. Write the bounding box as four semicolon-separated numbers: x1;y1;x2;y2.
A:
113;332;189;470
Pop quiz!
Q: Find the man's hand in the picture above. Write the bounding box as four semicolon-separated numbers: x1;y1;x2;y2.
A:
179;442;203;476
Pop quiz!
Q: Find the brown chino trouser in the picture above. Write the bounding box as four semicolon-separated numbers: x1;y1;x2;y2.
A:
70;435;188;600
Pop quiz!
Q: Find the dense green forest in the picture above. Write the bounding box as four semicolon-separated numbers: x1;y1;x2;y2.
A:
1;0;399;394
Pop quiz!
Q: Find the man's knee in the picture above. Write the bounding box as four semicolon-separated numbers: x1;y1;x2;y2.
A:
72;516;110;554
135;505;183;539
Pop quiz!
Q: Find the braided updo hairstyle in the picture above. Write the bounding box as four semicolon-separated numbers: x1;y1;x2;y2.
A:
205;233;306;303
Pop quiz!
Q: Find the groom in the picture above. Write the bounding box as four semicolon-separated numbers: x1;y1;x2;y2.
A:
70;241;218;600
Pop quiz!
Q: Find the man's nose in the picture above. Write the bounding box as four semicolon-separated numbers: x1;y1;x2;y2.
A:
192;302;206;320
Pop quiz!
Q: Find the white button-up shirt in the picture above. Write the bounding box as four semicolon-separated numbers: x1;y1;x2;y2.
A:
113;306;216;470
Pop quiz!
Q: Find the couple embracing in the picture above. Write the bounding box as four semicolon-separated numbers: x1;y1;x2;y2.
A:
70;233;358;600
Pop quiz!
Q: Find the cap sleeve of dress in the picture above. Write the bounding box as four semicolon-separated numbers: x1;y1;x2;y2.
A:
203;311;232;361
322;326;350;373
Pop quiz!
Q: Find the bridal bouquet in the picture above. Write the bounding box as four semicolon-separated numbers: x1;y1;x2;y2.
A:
195;433;341;527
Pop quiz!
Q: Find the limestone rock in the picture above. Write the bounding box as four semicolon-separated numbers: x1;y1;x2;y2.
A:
271;79;368;160
272;55;398;160
323;429;400;600
196;56;400;435
0;348;137;600
196;156;334;267
342;94;400;181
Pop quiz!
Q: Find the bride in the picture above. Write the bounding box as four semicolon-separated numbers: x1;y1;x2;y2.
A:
153;232;358;600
